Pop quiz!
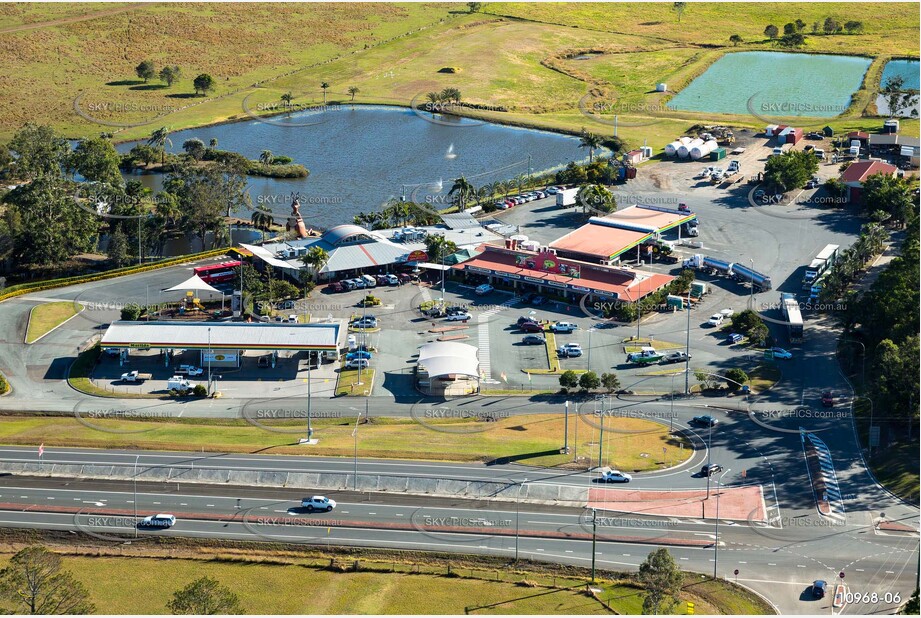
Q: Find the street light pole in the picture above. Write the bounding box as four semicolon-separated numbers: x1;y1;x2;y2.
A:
706;421;713;499
306;361;313;441
713;469;727;579
590;507;598;583
207;327;212;396
685;289;691;394
597;395;605;469
515;478;527;562
563;400;570;454
749;258;755;305
587;327;594;372
133;455;139;538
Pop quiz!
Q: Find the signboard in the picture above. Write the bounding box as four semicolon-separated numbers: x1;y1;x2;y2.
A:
546;281;566;288
407;250;428;262
202;352;238;363
524;277;544;283
467;266;491;274
572;286;591;293
505;274;521;280
127;343;151;348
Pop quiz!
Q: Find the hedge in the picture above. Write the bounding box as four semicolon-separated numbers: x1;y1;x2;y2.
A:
0;247;233;305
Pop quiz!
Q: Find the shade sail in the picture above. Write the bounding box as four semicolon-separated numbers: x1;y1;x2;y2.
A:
163;274;222;294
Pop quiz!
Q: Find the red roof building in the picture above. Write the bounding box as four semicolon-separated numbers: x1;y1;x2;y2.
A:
839;160;898;203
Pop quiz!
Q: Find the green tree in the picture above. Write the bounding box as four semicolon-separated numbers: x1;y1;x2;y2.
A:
795;19;807;31
301;245;330;281
902;588;919;615
250;207;275;243
860;173;917;228
672;2;686;22
0;546;95;614
193;73;216;96
724;368;748;390
320;81;330;104
107;227;130;267
182;138;206;161
159;65;181;87
167;576;243;615
578;184;616;215
259;150;274;165
559;370;579;389
168;163;250;249
467;1;482;12
843;20;864;34
600;371;621;392
448;176;475;211
579;371;601;391
70;136;122;185
147;127;172;166
823;16;839;34
783;22;797;35
135;59;156;83
8;123;69;179
779;32;806;48
764;24;779;40
2;177;99;266
729;34;743;46
880;76;919;120
424;234;458;263
764;150;819;192
578;129;603;163
637;548;682;615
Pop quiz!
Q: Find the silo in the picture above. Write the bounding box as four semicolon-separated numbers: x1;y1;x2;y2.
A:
664;141;682;157
678;138;703;159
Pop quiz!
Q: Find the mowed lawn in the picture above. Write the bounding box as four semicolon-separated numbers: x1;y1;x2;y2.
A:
25;301;81;344
0;413;688;470
0;555;611;615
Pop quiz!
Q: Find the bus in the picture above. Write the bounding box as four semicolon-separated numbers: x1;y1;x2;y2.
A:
194;261;241;285
802;244;839;290
780;293;803;343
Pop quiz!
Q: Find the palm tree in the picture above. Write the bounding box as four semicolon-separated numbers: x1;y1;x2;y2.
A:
579;129;602;163
251;207;275;243
280;92;293;108
320;82;330;104
209;138;218;149
425;92;440;116
862;222;889;256
448;176;475;212
301;246;329;281
259;150;274;165
475;185;490;206
147;127;172;165
347;86;359;103
514;173;527;195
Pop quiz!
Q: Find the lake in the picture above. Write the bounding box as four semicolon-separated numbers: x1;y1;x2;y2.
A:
668;51;872;118
876;59;920;117
118;106;585;230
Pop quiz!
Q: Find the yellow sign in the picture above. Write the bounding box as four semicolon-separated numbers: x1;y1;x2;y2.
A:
687;602;695;615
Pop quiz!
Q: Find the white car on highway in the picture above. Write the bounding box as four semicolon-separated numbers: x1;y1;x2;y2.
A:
302;496;336;512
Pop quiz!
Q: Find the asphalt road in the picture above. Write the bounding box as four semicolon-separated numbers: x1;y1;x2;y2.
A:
0;473;915;615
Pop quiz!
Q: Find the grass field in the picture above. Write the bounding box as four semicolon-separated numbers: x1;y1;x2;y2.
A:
335;366;376;396
0;4;914;149
866;441;920;504
0;412;688;470
24;301;81;344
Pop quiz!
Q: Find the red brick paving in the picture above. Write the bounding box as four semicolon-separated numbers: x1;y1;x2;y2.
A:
587;486;766;521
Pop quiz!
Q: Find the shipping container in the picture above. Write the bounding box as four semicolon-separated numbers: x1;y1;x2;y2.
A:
710;148;727;161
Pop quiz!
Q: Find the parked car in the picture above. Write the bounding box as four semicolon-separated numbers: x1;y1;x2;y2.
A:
495;201;510;210
701;463;724;477
445;312;471;322
535;190;546;199
595;321;617;329
345;351;372;361
770;347;793;359
698;167;714;179
352;317;378;329
601;469;632;483
550;321;578;333
690;415;718;427
397;273;413;284
375;274;389;286
821;391;835;407
345;358;370;370
175;364;203;376
522;334;546;345
301;496;336;512
806;132;824;140
660;351;690;364
531;295;546;306
328;281;344;293
707;314;724;327
475;284;494;295
811;580;827;599
520;321;543;333
719;308;734;318
103;347;121;357
352;277;367;289
557;343;583;358
545;186;560;195
517;315;537;326
138;514;176;528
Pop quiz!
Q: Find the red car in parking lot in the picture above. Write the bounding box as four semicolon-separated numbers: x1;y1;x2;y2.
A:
520;321;543;333
328;281;344;293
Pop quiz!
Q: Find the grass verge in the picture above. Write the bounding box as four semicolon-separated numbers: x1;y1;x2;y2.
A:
747;364;782;393
623;338;685;352
865;441;920;504
0;413;688;470
25;301;81;344
335;367;375;397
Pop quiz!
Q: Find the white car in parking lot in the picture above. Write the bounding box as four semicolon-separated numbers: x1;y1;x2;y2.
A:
345;358;369;369
707;314;724;327
550;321;578;333
557;343;583;358
444;312;471;322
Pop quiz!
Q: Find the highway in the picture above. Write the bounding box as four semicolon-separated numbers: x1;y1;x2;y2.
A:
0;473;916;615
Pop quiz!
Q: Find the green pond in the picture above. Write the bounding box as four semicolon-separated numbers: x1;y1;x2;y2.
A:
669;51;872;118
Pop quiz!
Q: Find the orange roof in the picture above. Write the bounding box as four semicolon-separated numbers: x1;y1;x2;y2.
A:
550;225;649;259
454;246;673;300
840;161;897;184
608;205;689;230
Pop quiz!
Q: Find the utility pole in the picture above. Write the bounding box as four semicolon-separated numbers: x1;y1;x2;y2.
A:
515;479;527;562
133;455;139;538
713;469;727;579
207;327;212;396
706;421;713;499
597;395;605;469
685;289;691;394
306;361;313;441
563;400;570;454
590;508;598;582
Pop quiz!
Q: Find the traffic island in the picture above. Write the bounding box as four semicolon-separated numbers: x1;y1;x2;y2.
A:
335;368;375;396
587;486;767;522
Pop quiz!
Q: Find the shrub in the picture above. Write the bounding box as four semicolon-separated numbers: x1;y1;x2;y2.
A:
579;371;601;391
559;370;579;389
192;384;208;397
121;303;143;321
724;368;748;390
0;372;9;394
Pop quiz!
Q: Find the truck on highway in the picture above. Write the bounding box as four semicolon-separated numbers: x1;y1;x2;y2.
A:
556;187;579;207
120;371;152;383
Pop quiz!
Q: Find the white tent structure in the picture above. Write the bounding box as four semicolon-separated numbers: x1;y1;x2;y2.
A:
417;341;480;396
163;274;222;294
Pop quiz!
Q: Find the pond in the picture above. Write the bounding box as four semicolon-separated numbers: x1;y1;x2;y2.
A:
118;106;585;230
668;51;872;119
876;59;920;117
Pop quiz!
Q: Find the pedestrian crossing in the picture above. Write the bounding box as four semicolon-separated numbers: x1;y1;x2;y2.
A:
803;430;847;523
477;296;521;382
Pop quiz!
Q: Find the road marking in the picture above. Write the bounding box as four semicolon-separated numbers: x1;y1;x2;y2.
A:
565;550;573;553
768;563;776;566
180;503;188;506
855;569;864;572
395;514;403;517
206;504;215;507
797;565;805;568
46;497;54;500
680;557;688;561
738;561;747;564
153;502;161;505
368;512;376;515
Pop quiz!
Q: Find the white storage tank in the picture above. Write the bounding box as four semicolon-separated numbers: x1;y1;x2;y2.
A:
656;83;667;92
689;141;714;160
678;138;704;159
664;141;682;157
679;136;692;145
